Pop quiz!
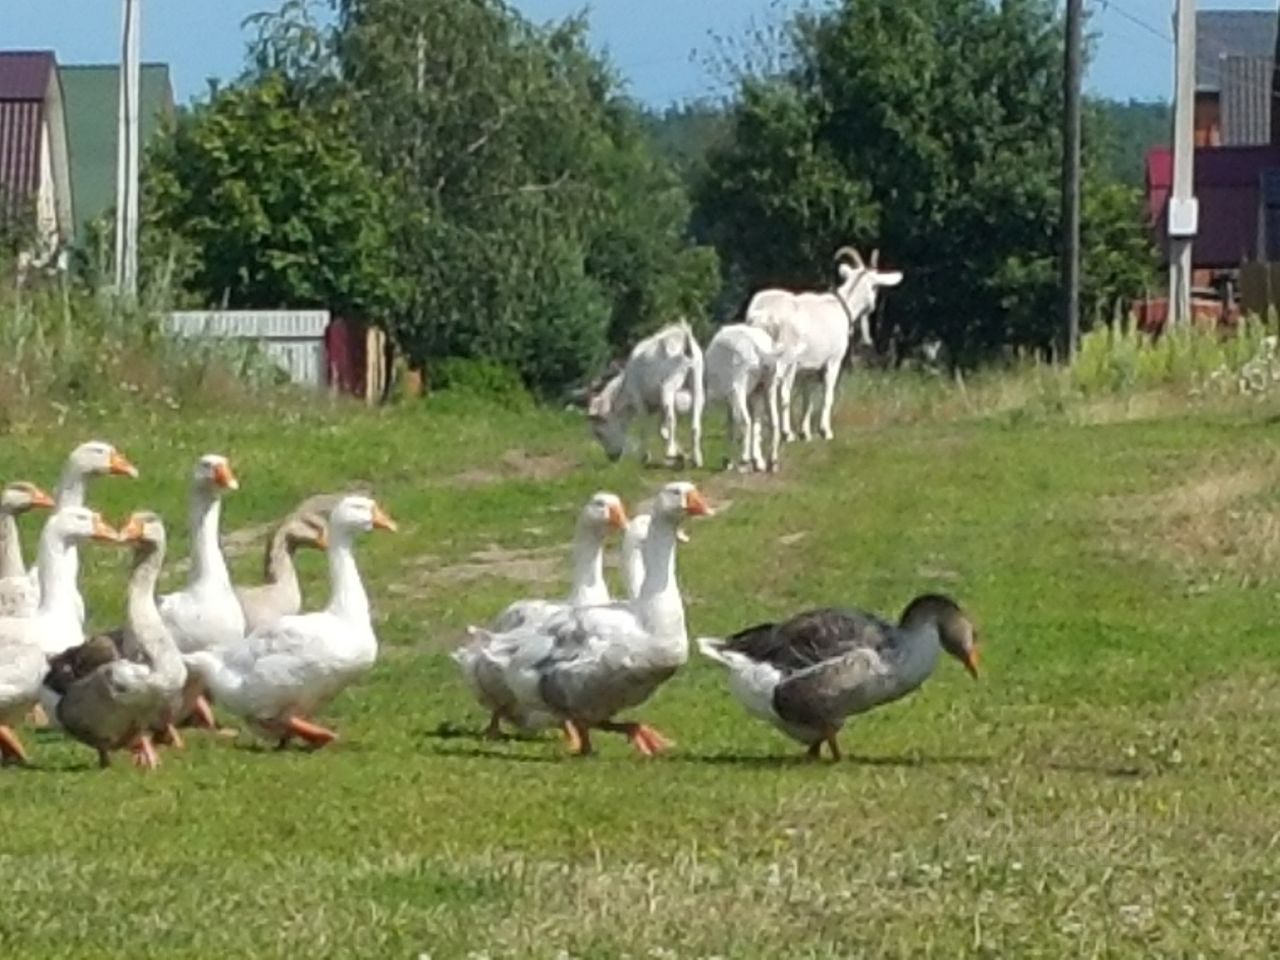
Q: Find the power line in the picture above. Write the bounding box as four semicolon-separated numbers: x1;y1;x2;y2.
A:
1096;0;1174;46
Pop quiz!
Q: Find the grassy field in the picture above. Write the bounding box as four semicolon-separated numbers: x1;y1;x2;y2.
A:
3;378;1280;958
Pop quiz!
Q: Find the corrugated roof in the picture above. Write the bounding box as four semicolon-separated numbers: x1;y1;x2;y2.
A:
0;51;56;102
1197;11;1277;92
59;64;173;243
1221;55;1272;146
0;52;56;216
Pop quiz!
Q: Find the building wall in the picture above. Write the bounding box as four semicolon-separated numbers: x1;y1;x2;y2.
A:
34;120;59;258
1195;93;1221;147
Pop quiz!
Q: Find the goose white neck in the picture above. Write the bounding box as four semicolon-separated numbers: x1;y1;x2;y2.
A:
55;465;88;509
0;509;23;578
634;514;684;635
566;522;607;606
35;526;79;616
127;544;170;658
188;488;231;589
324;528;369;622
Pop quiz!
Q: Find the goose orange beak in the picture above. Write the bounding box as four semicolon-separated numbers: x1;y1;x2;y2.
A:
91;515;121;543
963;648;980;680
213;462;239;491
372;504;398;532
109;450;138;478
120;515;145;542
607;502;629;530
30;487;55;509
683;489;713;517
313;528;329;549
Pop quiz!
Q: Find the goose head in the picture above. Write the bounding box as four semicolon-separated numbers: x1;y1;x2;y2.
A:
900;593;979;679
579;492;628;535
69;441;138;480
1;481;55;515
48;507;120;546
329;496;397;539
120;511;167;553
193;454;239;495
651;481;714;525
282;512;329;552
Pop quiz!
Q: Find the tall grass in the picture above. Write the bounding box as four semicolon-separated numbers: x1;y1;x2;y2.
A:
1071;312;1280;396
0;269;303;433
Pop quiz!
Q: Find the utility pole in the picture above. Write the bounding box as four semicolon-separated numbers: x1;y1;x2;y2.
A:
1060;0;1083;360
113;0;141;299
1168;0;1198;327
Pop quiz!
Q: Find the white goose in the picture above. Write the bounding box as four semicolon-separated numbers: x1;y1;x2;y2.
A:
0;507;119;764
26;441;138;622
697;594;980;759
453;491;628;737
619;497;689;601
483;481;712;757
43;513;186;769
182;495;397;749
159;454;243;729
0;482;55;617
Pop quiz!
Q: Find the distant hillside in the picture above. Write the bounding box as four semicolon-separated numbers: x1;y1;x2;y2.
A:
642;96;1171;191
1090;98;1170;187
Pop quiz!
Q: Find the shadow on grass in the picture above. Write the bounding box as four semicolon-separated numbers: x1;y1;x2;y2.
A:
666;750;996;769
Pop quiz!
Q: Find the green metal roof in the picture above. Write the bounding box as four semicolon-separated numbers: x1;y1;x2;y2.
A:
57;63;174;245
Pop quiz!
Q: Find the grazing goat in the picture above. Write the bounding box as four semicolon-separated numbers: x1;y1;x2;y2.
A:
587;321;705;467
703;324;781;472
746;247;902;442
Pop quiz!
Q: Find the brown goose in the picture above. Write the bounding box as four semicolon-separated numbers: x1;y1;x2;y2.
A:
43;512;185;769
235;507;331;633
697;594;979;760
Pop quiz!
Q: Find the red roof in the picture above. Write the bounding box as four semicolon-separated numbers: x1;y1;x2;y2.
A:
0;51;57;210
1146;144;1280;269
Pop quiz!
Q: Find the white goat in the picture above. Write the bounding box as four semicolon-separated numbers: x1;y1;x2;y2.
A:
587;321;705;467
702;323;781;472
747;247;902;442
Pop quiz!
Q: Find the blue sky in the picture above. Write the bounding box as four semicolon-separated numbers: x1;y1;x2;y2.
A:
2;1;1277;107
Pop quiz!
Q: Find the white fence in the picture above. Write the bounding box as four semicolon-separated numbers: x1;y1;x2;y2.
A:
165;310;329;387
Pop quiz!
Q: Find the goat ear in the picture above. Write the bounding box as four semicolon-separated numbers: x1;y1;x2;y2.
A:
876;270;904;288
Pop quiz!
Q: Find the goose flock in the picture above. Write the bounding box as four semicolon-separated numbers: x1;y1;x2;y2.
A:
0;438;980;771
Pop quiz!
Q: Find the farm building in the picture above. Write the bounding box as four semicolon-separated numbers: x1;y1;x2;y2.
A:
0;50;73;265
59;63;173;245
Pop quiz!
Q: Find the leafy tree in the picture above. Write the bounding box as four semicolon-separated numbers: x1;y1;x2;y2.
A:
323;0;717;393
697;0;1155;360
143;73;404;321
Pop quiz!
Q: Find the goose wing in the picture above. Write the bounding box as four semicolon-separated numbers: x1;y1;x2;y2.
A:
722;608;895;673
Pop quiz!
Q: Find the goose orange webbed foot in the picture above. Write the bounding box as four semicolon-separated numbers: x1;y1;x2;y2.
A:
481;712;505;741
563;721;592;757
0;726;30;767
602;721;674;757
131;736;160;771
285;717;338;750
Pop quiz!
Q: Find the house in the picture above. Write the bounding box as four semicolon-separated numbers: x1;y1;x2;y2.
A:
58;63;174;245
1194;10;1278;146
1145;9;1280;290
0;50;73;264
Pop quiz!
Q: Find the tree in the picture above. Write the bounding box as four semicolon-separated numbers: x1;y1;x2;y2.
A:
322;0;718;393
697;0;1155;361
143;73;404;322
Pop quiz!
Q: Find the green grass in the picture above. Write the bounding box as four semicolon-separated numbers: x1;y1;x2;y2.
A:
4;384;1280;957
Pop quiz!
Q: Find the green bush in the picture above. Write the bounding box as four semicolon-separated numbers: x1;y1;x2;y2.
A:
429;357;533;409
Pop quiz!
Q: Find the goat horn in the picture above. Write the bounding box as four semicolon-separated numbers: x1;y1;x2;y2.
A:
833;246;864;269
870;248;880;269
